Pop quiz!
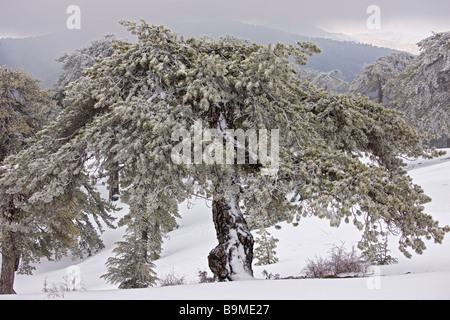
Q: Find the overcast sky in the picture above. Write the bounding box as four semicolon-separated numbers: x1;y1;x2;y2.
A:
0;0;449;39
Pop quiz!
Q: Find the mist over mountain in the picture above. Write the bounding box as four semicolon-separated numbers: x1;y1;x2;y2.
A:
0;20;397;88
0;30;104;88
176;21;397;81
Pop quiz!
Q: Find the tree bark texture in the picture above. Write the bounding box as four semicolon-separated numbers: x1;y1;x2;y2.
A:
0;232;20;295
208;194;254;281
109;161;120;202
377;75;383;104
0;198;21;295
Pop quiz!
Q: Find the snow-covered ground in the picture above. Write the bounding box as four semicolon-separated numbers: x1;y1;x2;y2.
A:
2;150;450;300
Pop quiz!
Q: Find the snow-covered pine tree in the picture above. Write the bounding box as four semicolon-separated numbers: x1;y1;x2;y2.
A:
350;52;415;103
0;67;56;294
385;31;450;147
254;228;279;266
53;35;117;108
1;21;448;290
0;68;116;294
101;218;158;289
362;232;398;266
102;175;180;288
298;68;349;93
53;35;120;201
0;67;55;161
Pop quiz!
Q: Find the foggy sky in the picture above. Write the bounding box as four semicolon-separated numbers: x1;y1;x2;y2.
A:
1;0;449;39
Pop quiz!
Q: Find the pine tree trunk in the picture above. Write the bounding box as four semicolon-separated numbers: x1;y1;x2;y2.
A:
109;161;120;202
377;75;383;104
1;198;21;295
207;114;254;281
0;233;20;295
208;192;254;281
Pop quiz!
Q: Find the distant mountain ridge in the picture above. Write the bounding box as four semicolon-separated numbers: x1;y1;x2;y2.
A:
0;31;101;88
0;20;398;88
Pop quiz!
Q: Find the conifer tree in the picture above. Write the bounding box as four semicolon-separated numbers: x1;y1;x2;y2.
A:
298;68;349;93
0;67;56;294
350;52;414;103
101;218;158;289
53;35;120;201
102;176;180;288
53;35;117;108
385;32;450;147
362;233;398;266
1;21;448;289
0;67;116;294
0;67;56;161
254;228;279;266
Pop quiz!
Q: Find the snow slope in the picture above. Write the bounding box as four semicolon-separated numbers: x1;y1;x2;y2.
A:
2;150;450;300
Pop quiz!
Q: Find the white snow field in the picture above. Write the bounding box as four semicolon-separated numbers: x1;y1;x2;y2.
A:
1;150;450;300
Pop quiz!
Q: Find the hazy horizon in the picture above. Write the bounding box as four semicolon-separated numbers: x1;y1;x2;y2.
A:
1;0;449;40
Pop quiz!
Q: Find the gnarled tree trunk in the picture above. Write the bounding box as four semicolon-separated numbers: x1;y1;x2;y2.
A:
207;113;255;281
208;192;254;281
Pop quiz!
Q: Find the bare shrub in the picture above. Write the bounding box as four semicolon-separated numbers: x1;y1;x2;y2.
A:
159;270;186;287
42;275;86;299
304;255;333;278
43;277;67;299
303;244;370;278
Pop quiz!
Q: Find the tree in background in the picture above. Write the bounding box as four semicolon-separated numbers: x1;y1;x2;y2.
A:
1;21;448;291
0;67;116;295
53;35;117;108
349;52;415;103
102;179;180;288
385;32;450;148
254;228;279;266
101;217;159;289
298;68;349;93
0;67;55;161
53;35;120;201
0;67;55;294
362;233;398;266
